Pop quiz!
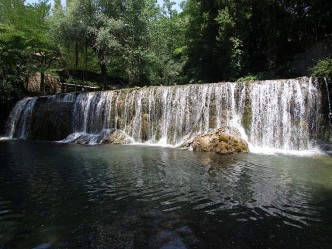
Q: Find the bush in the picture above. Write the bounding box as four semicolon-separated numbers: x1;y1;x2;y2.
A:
310;58;332;78
236;74;259;82
236;72;273;82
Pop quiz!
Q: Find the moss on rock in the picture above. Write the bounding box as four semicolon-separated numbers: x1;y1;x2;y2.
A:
192;128;249;155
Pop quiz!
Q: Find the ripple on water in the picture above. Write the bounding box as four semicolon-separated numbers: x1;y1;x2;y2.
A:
0;199;24;246
0;142;331;248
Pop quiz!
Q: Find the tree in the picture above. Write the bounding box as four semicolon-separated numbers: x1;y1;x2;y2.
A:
183;0;220;82
148;0;188;84
115;0;185;85
214;0;251;80
51;0;124;87
0;0;58;102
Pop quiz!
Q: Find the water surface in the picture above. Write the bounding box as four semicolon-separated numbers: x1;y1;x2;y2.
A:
0;141;331;248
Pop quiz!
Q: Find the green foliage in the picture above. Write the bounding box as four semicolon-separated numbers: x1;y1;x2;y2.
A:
236;75;260;82
310;58;332;78
236;71;277;82
183;0;331;82
50;0;125;85
146;1;188;85
1;0;331;108
0;0;58;106
50;0;188;86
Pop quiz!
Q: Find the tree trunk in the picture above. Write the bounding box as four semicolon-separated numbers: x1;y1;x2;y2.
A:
75;42;79;68
100;62;107;90
41;72;45;94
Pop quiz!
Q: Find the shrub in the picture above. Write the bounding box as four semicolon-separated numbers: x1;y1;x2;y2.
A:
310;58;332;78
236;74;259;82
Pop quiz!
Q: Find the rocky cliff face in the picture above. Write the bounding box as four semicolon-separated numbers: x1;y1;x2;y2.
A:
29;97;73;141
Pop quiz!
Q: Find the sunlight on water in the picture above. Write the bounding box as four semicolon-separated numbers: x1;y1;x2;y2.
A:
0;141;331;248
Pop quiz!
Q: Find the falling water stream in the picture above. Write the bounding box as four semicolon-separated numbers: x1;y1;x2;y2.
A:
5;77;330;153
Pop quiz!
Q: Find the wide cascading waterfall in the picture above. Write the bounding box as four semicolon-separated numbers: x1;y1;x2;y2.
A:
5;77;331;151
108;83;246;145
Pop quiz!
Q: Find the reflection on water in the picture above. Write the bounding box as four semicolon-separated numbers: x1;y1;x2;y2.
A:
0;141;331;248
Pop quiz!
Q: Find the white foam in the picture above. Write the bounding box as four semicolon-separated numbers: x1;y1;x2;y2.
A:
131;139;176;148
249;145;324;157
58;132;83;143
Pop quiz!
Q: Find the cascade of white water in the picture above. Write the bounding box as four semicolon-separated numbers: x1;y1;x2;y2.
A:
6;77;329;151
248;79;321;150
113;91;121;130
131;90;145;141
70;91;114;141
6;98;32;138
307;78;321;138
160;87;173;143
18;98;37;139
147;88;157;142
122;91;130;132
5;98;37;139
214;82;246;136
323;78;332;135
72;93;94;133
92;79;321;149
102;91;114;130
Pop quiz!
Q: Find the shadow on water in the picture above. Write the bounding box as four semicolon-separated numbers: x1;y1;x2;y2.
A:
0;140;331;248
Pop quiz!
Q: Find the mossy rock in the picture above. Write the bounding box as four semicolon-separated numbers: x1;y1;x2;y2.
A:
192;128;249;155
141;113;150;141
102;129;133;144
218;134;229;142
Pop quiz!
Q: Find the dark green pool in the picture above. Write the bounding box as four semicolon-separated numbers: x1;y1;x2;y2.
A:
0;140;331;248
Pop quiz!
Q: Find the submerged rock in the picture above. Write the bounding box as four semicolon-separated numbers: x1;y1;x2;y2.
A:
192;129;249;154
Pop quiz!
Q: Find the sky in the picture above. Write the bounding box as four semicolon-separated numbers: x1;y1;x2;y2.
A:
25;0;182;11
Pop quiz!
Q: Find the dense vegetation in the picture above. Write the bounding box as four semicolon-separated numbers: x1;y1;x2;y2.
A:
0;0;331;109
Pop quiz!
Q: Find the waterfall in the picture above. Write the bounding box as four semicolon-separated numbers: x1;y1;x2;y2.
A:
323;78;332;134
5;77;330;151
249;79;312;150
5;97;37;139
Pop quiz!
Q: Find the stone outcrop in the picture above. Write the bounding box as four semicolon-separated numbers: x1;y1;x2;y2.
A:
102;129;134;144
191;129;249;155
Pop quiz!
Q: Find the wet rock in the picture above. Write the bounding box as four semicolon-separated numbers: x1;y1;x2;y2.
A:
74;139;89;145
192;128;249;155
102;129;134;144
29;100;73;141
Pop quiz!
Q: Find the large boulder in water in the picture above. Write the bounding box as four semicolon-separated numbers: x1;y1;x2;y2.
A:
192;129;249;154
101;129;134;144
